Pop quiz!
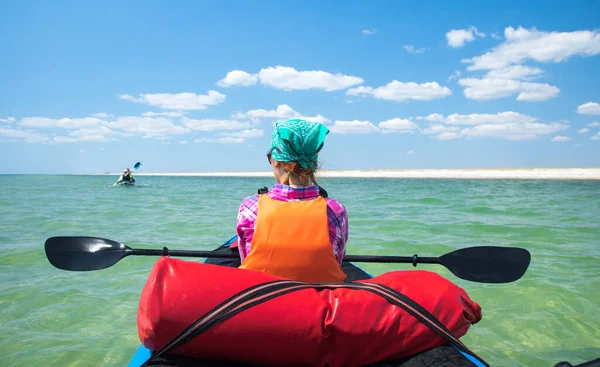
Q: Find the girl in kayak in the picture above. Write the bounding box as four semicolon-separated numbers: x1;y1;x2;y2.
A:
236;119;348;282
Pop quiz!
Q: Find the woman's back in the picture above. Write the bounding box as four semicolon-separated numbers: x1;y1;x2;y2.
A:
236;184;348;263
234;119;349;282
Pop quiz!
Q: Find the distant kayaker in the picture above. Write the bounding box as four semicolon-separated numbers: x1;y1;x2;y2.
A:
117;168;135;184
236;119;348;282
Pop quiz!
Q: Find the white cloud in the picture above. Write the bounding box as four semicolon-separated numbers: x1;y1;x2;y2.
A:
491;33;502;40
592;132;600;141
195;137;245;144
362;29;378;35
347;80;451;102
141;111;186;117
484;65;544;80
0;127;49;143
460;122;567;140
404;45;426;54
588;122;600;127
459;66;554;102
577;128;590;134
218;67;364;91
446;26;486;48
17;116;120;142
12;113;194;142
68;125;118;142
109;116;189;138
219;129;264;139
576;102;600;115
573;143;583;147
217;70;258;87
91;112;110;118
422;124;460;135
119;91;226;110
329;120;380;134
417;113;446;122
463;26;600;71
447;71;461;82
419;111;537;125
458;77;559;101
418;112;568;140
19;117;104;129
407;150;415;155
0;117;16;123
233;104;329;123
551;135;571;142
327;118;419;135
216;137;245;144
234;104;298;120
179;141;188;144
7;113;258;142
458;27;599;102
378;118;419;133
53;136;77;143
436;132;462;140
346;86;373;96
181;117;249;131
258;66;364;91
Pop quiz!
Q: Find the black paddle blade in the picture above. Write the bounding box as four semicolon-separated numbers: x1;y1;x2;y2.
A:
440;246;531;283
45;236;130;271
133;162;141;170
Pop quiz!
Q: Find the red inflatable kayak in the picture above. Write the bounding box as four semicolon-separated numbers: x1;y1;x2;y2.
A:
137;257;482;367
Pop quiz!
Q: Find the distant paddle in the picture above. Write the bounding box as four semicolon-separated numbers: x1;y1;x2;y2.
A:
44;236;531;283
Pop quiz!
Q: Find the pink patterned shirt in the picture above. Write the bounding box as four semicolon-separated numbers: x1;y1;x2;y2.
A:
236;184;348;264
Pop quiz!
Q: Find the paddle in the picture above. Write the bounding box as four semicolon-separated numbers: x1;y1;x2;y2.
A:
44;236;530;283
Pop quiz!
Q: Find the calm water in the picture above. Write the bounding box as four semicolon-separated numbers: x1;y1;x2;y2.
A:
1;175;599;366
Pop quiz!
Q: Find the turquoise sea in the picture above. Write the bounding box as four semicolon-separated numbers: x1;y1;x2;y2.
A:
1;175;599;367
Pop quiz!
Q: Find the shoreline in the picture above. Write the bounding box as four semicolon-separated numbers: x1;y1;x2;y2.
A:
100;168;600;180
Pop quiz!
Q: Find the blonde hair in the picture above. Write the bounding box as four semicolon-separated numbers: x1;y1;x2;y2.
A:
282;161;319;186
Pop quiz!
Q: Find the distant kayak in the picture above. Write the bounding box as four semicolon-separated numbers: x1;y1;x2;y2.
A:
113;162;142;187
115;181;135;187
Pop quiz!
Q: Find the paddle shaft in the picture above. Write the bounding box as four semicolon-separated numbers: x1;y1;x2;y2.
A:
44;236;530;282
130;248;439;264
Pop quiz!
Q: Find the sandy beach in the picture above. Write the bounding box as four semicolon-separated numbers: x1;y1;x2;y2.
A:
117;168;600;180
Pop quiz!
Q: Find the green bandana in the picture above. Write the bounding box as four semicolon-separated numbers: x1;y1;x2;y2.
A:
270;119;330;170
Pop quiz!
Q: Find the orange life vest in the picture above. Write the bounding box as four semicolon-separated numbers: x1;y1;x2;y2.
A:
239;194;347;282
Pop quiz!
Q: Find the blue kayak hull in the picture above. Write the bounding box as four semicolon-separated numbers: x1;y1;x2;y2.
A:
129;345;151;367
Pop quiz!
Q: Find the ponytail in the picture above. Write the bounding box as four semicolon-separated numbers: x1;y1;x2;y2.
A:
282;161;319;186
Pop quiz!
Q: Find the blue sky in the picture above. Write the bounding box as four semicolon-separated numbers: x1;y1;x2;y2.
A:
1;0;599;174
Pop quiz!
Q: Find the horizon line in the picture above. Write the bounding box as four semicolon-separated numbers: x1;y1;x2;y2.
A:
3;167;598;180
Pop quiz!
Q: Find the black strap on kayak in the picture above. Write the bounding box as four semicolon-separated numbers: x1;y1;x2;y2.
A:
142;280;488;367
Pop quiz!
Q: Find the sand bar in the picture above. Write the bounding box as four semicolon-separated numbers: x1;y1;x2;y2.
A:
117;168;600;180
